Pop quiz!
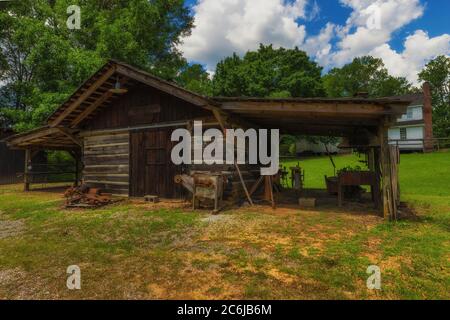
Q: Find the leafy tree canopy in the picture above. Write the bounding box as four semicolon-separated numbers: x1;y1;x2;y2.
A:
176;63;212;96
323;56;412;98
212;44;325;98
419;55;450;138
0;0;195;131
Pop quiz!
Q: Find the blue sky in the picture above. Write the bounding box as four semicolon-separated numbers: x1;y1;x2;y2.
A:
180;0;450;85
393;1;450;49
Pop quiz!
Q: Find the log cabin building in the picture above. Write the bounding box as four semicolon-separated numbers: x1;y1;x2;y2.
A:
4;60;413;219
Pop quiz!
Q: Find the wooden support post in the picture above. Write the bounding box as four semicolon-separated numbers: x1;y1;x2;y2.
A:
68;150;81;187
262;176;275;209
74;156;79;187
24;149;31;192
268;176;275;209
379;122;394;220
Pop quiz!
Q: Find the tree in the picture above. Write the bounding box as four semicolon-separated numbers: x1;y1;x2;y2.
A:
175;63;212;96
212;44;325;98
323;56;412;98
418;56;450;138
0;0;194;131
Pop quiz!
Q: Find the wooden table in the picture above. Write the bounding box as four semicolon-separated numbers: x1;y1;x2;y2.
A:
338;171;380;208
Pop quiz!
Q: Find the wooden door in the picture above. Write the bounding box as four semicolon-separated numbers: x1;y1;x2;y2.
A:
130;128;184;198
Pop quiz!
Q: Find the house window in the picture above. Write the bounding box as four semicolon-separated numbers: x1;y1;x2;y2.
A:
400;128;407;140
407;109;414;119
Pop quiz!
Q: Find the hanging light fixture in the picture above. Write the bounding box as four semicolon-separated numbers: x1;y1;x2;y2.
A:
109;76;128;94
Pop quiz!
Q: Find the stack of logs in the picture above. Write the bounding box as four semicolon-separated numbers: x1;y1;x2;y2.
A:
64;185;115;208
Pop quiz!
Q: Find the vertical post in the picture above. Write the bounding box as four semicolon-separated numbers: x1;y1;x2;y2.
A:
24;149;31;192
269;176;275;209
192;183;197;210
213;176;219;213
379;122;394;220
373;148;382;210
263;176;271;202
69;150;82;187
74;156;79;187
368;148;379;209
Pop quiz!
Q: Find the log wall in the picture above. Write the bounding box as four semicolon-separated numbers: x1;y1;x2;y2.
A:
83;132;130;196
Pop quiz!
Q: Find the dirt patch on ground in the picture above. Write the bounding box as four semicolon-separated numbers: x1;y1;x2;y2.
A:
397;203;422;221
266;268;296;284
0;211;25;239
0;268;42;299
380;255;413;271
0;268;26;285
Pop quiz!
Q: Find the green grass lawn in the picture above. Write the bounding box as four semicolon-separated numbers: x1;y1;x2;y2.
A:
283;151;450;200
0;151;449;299
282;154;363;189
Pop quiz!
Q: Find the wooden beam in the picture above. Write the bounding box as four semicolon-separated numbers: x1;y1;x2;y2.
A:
56;128;82;147
80;121;189;137
221;101;390;115
211;106;261;130
70;78;129;127
7;127;61;147
116;65;212;107
50;67;116;127
212;109;227;131
251;118;378;128
274;125;355;136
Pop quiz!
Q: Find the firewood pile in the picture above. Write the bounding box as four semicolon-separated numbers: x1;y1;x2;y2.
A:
64;185;116;208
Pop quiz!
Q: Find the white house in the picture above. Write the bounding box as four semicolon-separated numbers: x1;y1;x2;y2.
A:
388;83;434;152
295;139;343;155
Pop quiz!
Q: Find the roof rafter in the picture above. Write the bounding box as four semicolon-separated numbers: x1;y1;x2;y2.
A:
50;66;117;127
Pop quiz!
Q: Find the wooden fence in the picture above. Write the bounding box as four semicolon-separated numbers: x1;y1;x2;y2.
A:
389;137;450;152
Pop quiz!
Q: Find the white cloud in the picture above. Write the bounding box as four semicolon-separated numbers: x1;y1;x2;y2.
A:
179;0;309;72
308;0;449;85
330;0;424;66
306;0;321;21
180;0;450;85
326;0;449;85
370;30;450;85
302;23;335;66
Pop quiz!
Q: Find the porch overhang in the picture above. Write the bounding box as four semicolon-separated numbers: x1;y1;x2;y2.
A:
3;126;81;151
213;97;412;137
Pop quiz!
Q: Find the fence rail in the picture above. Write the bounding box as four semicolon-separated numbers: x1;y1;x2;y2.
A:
388;138;450;151
1;166;78;185
19;162;78;184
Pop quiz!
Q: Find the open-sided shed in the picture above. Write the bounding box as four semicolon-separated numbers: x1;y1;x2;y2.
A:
4;60;412;219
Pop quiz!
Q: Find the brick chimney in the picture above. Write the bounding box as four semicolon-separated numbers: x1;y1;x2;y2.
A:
422;82;434;152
